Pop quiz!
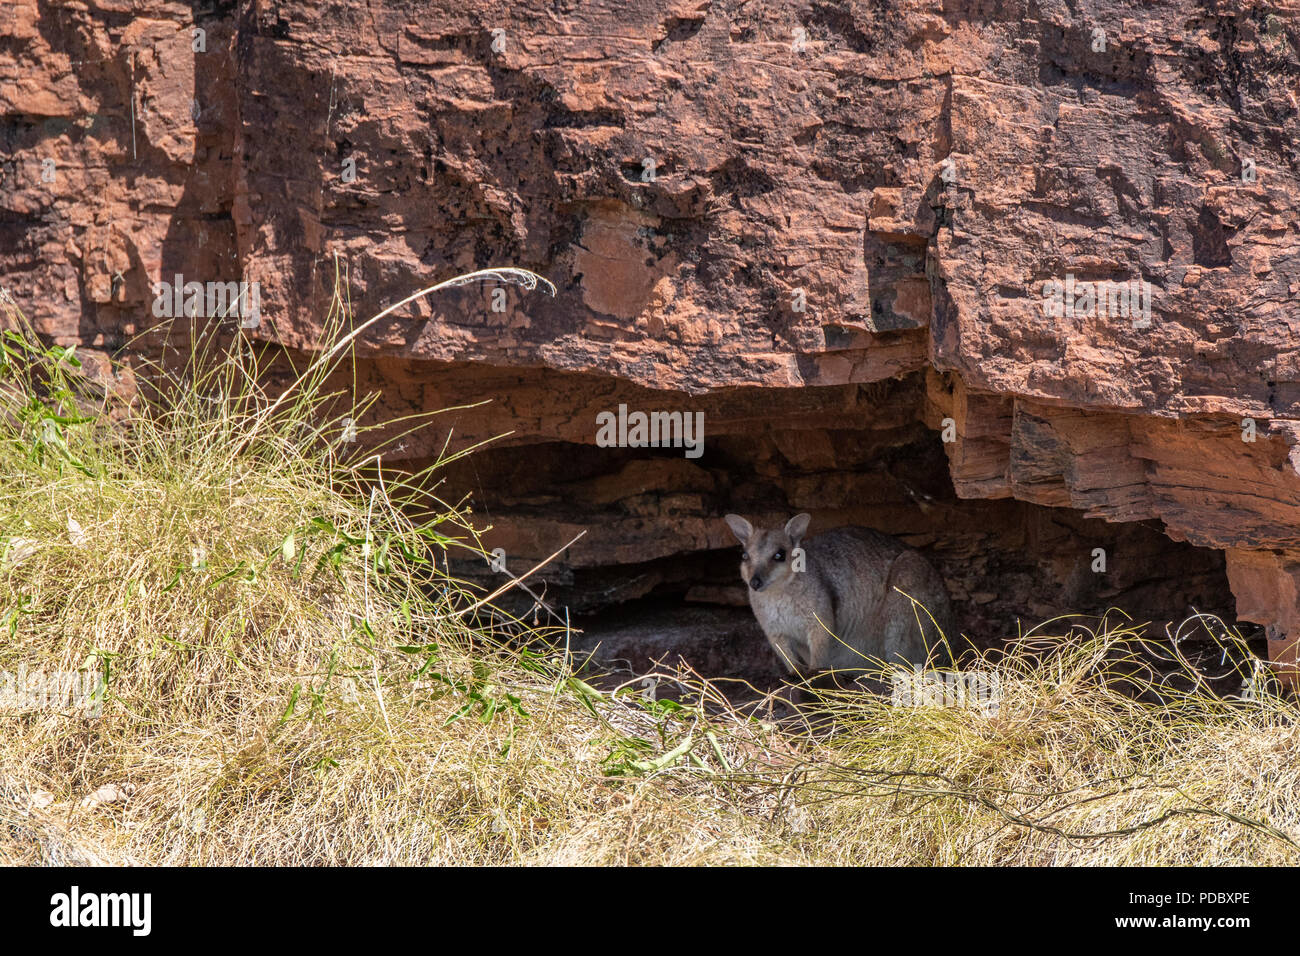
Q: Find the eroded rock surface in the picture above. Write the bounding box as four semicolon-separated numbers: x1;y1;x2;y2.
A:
3;1;1298;680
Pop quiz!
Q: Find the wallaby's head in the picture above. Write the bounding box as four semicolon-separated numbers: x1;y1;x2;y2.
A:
723;513;811;594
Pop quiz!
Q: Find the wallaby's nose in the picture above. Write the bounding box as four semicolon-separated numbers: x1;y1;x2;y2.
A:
749;575;763;592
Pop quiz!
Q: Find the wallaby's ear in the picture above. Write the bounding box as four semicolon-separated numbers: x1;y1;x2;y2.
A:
724;514;753;545
785;513;812;542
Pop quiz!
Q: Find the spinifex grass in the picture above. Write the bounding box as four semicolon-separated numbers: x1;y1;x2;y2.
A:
0;280;1297;865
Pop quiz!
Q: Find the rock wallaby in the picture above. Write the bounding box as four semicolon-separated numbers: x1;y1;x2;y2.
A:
724;513;954;678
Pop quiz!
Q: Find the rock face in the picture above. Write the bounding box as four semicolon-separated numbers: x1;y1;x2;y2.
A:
3;1;1298;682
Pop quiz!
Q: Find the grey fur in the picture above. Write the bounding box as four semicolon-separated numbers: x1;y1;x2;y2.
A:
724;513;954;677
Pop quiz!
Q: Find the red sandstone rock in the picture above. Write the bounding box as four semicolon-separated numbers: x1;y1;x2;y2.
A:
3;1;1299;680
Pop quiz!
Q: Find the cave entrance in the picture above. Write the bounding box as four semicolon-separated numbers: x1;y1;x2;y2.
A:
428;370;1250;693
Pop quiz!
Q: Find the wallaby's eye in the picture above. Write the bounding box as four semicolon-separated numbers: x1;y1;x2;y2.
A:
773;550;785;562
741;552;749;562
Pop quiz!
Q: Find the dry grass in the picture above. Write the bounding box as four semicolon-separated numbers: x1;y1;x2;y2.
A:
0;284;1297;867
